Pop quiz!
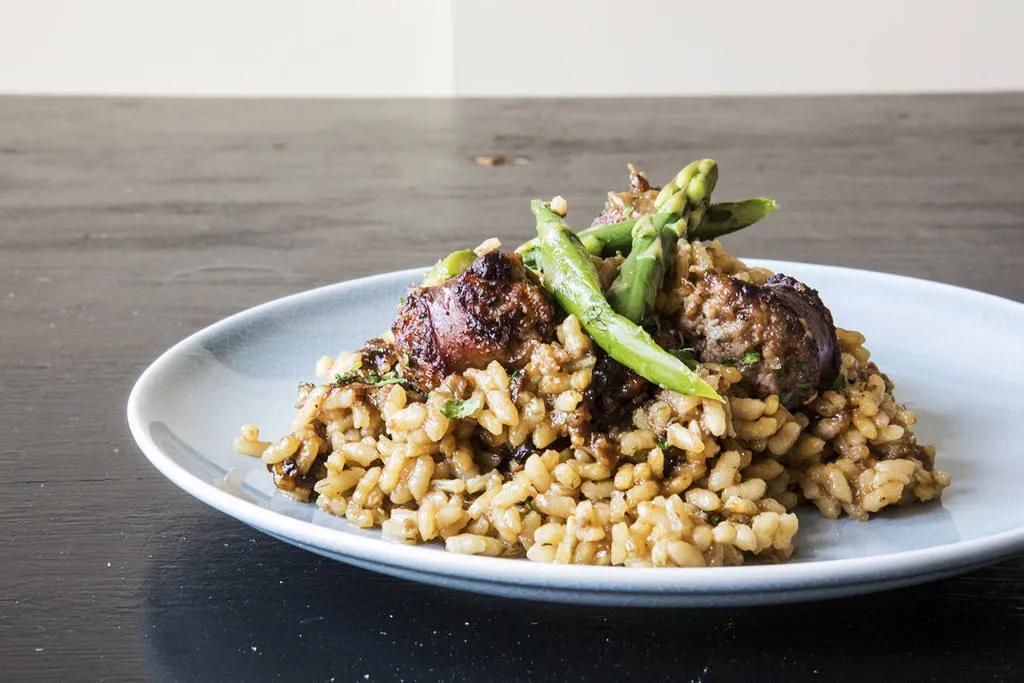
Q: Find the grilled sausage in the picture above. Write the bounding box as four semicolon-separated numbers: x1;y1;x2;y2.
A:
679;271;841;408
390;251;556;390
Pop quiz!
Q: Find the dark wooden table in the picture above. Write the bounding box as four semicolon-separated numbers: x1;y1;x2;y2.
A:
3;94;1023;682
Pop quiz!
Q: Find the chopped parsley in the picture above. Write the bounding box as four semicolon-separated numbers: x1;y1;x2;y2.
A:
657;440;670;451
335;368;415;389
333;358;362;383
363;372;414;388
741;350;761;366
441;396;482;419
831;373;848;390
720;358;736;367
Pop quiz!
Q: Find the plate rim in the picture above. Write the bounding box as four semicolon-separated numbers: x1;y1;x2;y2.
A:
127;259;1024;596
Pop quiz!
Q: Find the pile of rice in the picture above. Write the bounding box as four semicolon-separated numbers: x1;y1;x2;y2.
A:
234;240;949;567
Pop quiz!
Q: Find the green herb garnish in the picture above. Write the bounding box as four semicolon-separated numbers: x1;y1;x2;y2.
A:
522;497;536;513
441;396;482;419
335;367;415;389
741;350;761;366
333;358;363;384
831;373;848;390
364;372;413;388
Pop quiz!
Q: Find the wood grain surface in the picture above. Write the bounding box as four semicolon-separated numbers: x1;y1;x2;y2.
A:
1;94;1022;682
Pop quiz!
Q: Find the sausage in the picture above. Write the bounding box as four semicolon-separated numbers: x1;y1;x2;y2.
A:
389;251;557;390
679;271;841;408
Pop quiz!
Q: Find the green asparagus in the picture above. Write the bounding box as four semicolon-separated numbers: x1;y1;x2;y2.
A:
423;249;477;285
576;218;638;255
655;159;717;212
605;160;718;322
690;198;777;241
532;199;721;400
605;214;675;323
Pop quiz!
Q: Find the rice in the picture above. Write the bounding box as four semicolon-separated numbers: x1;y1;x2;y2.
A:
233;239;949;567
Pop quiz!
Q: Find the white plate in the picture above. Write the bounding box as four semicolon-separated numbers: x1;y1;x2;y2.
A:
127;261;1024;607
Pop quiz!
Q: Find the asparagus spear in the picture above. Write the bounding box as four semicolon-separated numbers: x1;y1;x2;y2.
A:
423;249;476;285
690;198;776;241
605;214;672;323
605;160;718;322
576;218;638;255
659;159;719;235
532;200;721;400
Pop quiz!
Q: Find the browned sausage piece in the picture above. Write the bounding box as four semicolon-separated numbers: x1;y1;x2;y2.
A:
679;271;840;408
389;251;556;390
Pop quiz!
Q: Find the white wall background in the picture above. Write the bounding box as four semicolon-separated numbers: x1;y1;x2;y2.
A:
1;0;1022;96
